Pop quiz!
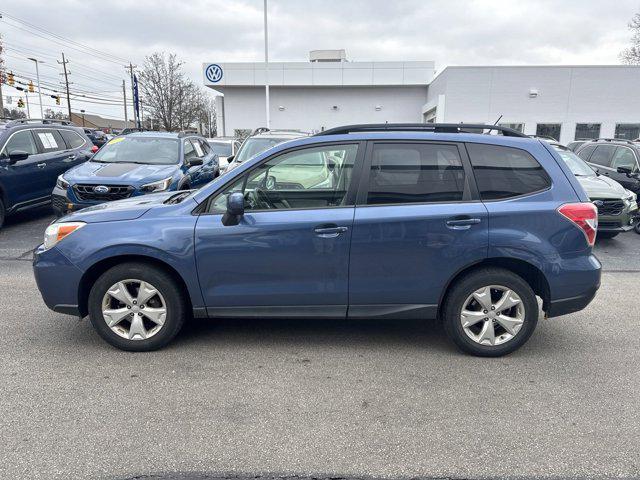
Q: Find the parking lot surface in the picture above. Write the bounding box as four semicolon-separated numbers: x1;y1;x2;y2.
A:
1;210;640;480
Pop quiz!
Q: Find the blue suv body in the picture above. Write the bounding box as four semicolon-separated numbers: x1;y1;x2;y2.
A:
52;131;220;216
33;124;601;356
0;119;93;228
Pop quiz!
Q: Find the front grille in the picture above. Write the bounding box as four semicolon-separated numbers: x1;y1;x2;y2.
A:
599;221;622;229
52;194;67;211
593;199;624;216
73;184;134;202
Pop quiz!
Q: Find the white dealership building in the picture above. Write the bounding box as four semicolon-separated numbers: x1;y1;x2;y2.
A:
204;50;640;145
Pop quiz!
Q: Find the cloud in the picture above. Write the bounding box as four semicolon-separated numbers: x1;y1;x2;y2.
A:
2;0;638;118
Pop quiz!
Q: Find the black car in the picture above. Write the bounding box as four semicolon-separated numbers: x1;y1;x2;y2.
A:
83;128;107;147
575;138;640;195
0;118;94;228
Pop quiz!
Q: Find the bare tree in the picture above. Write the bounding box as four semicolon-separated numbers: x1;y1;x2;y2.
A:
44;108;69;120
620;13;640;64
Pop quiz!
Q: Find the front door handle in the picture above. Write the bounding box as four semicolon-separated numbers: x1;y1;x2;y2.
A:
36;162;46;168
314;224;348;238
446;216;481;230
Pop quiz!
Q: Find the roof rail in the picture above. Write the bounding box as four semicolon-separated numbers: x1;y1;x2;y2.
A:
177;130;199;137
315;123;528;138
5;118;75;127
589;137;635;145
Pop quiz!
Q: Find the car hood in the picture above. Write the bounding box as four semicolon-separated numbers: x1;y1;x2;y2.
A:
576;174;627;199
65;161;178;184
58;191;181;223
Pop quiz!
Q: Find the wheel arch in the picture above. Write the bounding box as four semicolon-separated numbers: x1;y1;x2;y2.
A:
78;254;193;317
438;257;551;319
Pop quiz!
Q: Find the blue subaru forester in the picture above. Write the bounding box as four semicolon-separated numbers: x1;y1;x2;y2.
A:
33;124;601;356
51;131;220;216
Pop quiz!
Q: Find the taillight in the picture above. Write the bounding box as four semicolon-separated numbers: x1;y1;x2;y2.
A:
91;145;99;153
558;202;598;246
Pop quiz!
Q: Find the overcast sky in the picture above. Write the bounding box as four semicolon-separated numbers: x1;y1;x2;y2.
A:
1;0;639;119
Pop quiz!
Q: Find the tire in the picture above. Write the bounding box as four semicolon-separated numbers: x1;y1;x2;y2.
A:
88;263;187;351
598;231;619;239
442;268;539;357
0;198;5;230
635;222;640;234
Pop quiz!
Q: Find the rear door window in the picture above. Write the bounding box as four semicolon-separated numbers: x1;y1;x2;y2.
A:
365;143;466;205
467;143;551;200
34;129;66;153
588;145;616;167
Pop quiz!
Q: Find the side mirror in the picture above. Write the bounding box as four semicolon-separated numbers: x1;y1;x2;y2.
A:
227;155;235;163
617;166;633;176
188;157;204;167
8;150;29;164
222;192;244;226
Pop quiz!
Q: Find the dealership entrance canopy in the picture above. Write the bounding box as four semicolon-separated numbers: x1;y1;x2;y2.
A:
204;50;640;144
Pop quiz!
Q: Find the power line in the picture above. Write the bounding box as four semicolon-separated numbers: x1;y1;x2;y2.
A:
0;12;131;65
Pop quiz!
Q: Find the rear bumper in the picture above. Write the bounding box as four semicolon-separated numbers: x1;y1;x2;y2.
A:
547;284;600;318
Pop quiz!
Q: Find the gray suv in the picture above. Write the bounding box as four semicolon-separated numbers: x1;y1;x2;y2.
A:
575;138;640;196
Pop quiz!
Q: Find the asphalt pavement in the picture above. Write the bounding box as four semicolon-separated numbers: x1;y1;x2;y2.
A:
1;208;639;480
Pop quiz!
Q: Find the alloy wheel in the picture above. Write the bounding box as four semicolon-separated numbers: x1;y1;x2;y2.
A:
460;285;525;346
101;279;167;341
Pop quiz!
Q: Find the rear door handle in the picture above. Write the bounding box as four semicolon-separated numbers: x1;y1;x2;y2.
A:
36;163;46;168
314;224;348;238
446;217;481;229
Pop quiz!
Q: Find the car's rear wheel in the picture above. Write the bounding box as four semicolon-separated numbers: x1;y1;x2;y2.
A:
88;263;186;351
442;268;539;357
598;231;619;239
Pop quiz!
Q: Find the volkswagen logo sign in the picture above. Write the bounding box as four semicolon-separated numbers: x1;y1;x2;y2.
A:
593;200;604;208
94;185;109;194
205;64;223;83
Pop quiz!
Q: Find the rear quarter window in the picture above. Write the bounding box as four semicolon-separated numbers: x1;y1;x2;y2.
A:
467;143;551;200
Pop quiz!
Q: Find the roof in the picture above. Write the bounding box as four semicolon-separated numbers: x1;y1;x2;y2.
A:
70;112;134;130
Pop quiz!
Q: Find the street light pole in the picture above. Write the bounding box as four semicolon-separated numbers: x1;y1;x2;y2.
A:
27;57;44;118
264;0;270;129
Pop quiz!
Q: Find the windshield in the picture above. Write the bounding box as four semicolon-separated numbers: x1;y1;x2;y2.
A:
555;148;596;176
234;137;289;163
208;141;233;157
92;137;179;165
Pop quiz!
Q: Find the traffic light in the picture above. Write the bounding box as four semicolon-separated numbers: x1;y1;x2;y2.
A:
17;98;25;108
28;81;35;93
7;72;15;86
56;96;60;105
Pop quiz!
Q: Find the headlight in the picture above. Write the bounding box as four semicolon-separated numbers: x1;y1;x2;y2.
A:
141;177;172;193
56;175;70;190
623;190;637;204
43;222;86;250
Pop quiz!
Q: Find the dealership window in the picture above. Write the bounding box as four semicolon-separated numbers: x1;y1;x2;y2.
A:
575;123;601;140
467;143;551;200
536;124;561;141
499;123;524;133
366;143;465;205
614;124;640;140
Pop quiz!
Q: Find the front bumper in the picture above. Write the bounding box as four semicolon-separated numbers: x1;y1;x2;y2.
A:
597;205;639;232
33;244;84;316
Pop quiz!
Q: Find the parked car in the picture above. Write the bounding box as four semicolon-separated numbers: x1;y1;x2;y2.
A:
548;141;638;238
83;128;107;148
51;132;219;216
575;138;640;195
0;118;94;228
34;123;601;356
120;128;146;135
566;140;589;152
225;128;309;173
206;137;241;172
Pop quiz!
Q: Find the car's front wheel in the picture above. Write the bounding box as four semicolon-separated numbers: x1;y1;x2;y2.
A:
88;263;187;351
442;268;539;357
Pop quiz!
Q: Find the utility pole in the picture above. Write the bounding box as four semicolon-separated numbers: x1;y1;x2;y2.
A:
126;63;138;127
263;0;270;129
122;79;128;126
25;92;30;117
58;52;72;119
